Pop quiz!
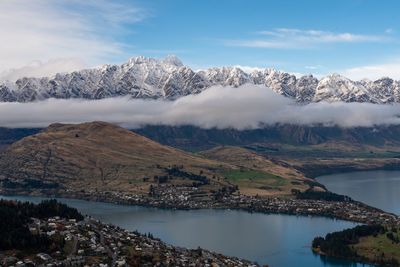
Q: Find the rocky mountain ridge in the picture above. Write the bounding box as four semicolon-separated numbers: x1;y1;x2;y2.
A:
1;55;399;103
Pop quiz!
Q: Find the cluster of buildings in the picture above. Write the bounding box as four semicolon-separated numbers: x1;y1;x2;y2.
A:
222;195;400;225
1;216;260;267
62;185;400;226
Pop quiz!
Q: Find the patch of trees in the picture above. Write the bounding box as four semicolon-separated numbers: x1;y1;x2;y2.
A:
0;199;83;250
313;225;384;256
2;178;60;189
386;231;400;244
214;186;238;200
0;203;50;250
164;166;210;186
312;225;399;267
0;199;83;222
149;184;155;196
153;175;170;184
303;179;327;189
33;199;84;220
292;189;352;202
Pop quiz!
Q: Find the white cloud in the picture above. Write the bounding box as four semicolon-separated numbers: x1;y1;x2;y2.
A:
341;61;400;80
385;28;394;34
0;0;146;80
0;58;85;81
1;85;400;129
305;65;323;70
225;28;388;49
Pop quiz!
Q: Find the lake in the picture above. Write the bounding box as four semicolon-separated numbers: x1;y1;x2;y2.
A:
317;170;400;215
0;194;373;267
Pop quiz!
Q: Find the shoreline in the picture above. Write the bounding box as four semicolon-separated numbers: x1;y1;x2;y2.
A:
312;248;382;267
1;189;396;267
0;199;262;267
1;187;398;226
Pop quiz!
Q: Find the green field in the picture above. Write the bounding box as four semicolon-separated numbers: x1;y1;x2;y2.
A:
354;228;400;264
222;169;287;189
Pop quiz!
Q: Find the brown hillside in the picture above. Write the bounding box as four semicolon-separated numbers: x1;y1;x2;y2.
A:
0;122;232;193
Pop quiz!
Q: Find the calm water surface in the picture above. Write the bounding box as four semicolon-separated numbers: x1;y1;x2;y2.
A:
317;170;400;214
0;195;373;267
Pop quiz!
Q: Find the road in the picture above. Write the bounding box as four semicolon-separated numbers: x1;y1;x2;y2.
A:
68;236;78;257
90;219;117;267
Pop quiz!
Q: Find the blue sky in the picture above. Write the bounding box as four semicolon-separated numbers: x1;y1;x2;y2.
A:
1;0;400;80
130;0;399;73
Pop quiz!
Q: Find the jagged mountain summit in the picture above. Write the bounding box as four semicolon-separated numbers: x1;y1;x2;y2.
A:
1;55;400;103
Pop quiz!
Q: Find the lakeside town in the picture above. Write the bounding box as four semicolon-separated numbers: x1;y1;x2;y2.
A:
1;214;261;267
2;183;399;227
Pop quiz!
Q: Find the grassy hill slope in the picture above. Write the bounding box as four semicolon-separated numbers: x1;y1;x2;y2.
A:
200;146;314;196
0;122;235;194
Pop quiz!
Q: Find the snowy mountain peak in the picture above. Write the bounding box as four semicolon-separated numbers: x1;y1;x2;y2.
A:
326;73;346;79
1;55;400;104
162;55;184;67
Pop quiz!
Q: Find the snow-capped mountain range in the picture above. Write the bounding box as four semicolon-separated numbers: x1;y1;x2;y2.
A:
1;55;399;103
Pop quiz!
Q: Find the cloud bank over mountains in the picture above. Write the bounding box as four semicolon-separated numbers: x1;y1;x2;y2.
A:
1;85;400;129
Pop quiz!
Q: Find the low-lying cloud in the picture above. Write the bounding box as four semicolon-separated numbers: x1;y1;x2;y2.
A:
1;85;400;129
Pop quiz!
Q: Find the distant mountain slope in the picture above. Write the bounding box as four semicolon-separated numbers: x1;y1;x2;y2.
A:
2;124;400;153
133;125;400;178
0;127;40;152
1;55;400;103
134;124;400;152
